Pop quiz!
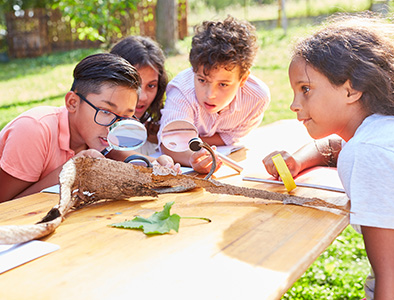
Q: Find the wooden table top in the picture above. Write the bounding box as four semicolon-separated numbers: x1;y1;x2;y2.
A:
0;119;349;300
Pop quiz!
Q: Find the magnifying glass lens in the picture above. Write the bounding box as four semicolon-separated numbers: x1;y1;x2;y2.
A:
161;120;198;152
107;120;147;151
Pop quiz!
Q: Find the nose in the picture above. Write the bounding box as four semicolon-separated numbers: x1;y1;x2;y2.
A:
290;95;301;112
139;88;148;102
205;85;216;99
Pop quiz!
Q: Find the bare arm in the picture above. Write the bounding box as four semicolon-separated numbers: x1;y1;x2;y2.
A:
14;164;65;199
0;168;33;203
200;133;225;147
2;149;105;202
263;137;342;178
361;226;394;300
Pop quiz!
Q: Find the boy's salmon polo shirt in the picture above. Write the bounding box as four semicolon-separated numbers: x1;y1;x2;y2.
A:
0;106;74;182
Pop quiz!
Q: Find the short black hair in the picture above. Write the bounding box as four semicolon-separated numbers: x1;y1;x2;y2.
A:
71;53;141;97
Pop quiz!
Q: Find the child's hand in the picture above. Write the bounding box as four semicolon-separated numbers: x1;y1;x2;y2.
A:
74;149;105;159
189;147;223;174
155;155;182;174
262;151;302;179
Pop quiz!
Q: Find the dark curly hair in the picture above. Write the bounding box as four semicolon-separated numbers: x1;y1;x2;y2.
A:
293;13;394;115
110;36;168;122
189;15;258;78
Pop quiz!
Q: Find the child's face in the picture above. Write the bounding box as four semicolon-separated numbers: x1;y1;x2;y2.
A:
134;65;159;119
194;65;249;114
289;57;354;140
71;85;138;152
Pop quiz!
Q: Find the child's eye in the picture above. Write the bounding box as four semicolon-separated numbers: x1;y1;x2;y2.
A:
100;109;113;116
148;83;157;89
219;83;228;87
198;78;206;84
302;86;310;94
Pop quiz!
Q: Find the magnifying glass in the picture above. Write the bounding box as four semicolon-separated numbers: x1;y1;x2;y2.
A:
161;120;199;152
160;120;243;174
101;119;147;156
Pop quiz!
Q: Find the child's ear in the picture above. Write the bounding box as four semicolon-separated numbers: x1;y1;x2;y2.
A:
239;70;251;87
65;91;79;113
344;80;362;104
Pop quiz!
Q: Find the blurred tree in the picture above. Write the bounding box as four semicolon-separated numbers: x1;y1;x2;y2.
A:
0;0;52;12
51;0;138;46
0;0;54;28
156;0;178;55
278;0;287;34
0;0;138;46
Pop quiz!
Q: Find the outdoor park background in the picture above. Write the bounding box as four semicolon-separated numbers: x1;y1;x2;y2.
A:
0;0;391;298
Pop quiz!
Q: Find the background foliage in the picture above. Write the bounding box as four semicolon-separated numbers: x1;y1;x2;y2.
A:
52;0;139;44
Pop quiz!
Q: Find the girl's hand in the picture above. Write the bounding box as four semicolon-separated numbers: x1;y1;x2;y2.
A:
155;155;182;174
189;147;223;174
262;150;302;179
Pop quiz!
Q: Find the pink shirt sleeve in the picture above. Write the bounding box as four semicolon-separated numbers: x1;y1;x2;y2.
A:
1;116;52;182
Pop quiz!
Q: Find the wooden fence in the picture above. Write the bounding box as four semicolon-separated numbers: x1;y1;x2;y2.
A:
5;1;188;58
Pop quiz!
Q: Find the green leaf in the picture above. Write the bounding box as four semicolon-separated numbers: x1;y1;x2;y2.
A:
110;201;180;235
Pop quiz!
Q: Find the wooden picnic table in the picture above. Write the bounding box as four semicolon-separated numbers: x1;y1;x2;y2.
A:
0;119;349;300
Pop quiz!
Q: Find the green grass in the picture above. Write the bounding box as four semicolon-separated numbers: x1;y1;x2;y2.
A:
187;0;370;26
0;5;372;299
0;48;100;129
283;226;369;300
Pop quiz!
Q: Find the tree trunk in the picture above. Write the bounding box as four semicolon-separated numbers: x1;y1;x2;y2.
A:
277;0;287;35
306;0;311;16
370;0;390;16
156;0;178;55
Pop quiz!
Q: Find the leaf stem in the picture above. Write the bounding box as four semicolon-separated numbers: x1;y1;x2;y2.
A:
180;216;211;223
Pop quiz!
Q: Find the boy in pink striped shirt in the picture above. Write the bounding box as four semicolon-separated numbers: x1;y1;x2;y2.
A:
159;15;270;174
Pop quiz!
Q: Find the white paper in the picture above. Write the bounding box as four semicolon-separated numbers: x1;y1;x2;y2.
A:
0;240;60;274
40;184;60;194
216;145;245;156
180;166;194;174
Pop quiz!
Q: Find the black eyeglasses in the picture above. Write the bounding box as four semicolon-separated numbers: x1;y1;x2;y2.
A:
76;92;139;126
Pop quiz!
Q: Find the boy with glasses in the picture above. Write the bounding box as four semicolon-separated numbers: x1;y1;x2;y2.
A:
0;53;179;202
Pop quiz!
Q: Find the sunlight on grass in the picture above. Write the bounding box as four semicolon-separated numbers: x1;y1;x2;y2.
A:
283;226;369;300
1;64;74;106
0;48;99;106
188;0;370;26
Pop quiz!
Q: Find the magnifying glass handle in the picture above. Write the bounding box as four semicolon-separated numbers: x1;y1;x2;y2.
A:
101;146;112;156
215;151;244;173
189;138;243;173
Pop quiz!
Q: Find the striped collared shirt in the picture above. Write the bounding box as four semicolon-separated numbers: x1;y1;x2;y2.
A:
159;67;270;146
